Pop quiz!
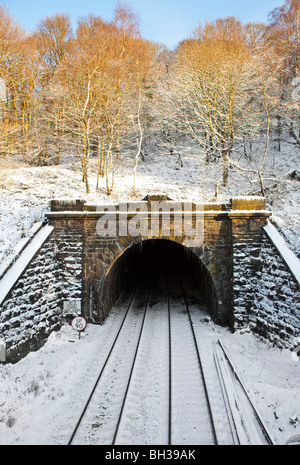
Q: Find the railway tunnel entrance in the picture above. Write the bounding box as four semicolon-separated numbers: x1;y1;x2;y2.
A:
99;239;217;323
0;196;275;364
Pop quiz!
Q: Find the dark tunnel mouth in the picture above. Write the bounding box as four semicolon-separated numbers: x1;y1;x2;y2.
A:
99;239;218;322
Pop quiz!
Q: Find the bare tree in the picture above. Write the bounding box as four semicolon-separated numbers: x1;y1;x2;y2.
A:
267;0;300;146
35;14;73;76
168;18;251;186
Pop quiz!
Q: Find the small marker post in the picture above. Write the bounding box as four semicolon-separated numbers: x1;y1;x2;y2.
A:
71;316;87;339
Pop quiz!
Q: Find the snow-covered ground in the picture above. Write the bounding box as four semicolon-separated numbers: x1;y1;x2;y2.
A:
0;134;299;446
0;318;299;446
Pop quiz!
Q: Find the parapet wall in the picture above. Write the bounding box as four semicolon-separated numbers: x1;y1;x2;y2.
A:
233;225;300;348
0;229;83;362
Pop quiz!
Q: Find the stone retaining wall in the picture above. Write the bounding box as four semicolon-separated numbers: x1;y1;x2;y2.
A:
0;231;83;362
233;226;300;348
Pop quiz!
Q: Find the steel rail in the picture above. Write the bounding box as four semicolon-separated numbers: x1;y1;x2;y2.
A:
212;344;242;445
112;286;151;445
217;339;275;446
68;274;273;446
166;277;172;446
67;283;139;446
177;274;218;445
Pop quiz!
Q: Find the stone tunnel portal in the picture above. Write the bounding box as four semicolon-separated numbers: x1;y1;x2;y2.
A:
99;239;217;322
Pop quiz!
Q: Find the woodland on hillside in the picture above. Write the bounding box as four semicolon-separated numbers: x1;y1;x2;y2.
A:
0;0;299;196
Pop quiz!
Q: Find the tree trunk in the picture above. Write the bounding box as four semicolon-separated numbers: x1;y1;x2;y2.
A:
222;148;229;187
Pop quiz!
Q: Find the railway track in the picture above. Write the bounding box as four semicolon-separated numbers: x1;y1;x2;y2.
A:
68;274;274;446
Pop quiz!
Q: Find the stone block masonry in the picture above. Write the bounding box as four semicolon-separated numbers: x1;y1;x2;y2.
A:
0;231;83;363
233;221;300;349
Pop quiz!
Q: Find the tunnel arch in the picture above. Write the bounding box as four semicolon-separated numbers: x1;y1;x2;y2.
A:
98;238;219;324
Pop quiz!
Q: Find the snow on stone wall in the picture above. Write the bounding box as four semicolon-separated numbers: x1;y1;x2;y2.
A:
233;231;300;349
0;232;83;362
